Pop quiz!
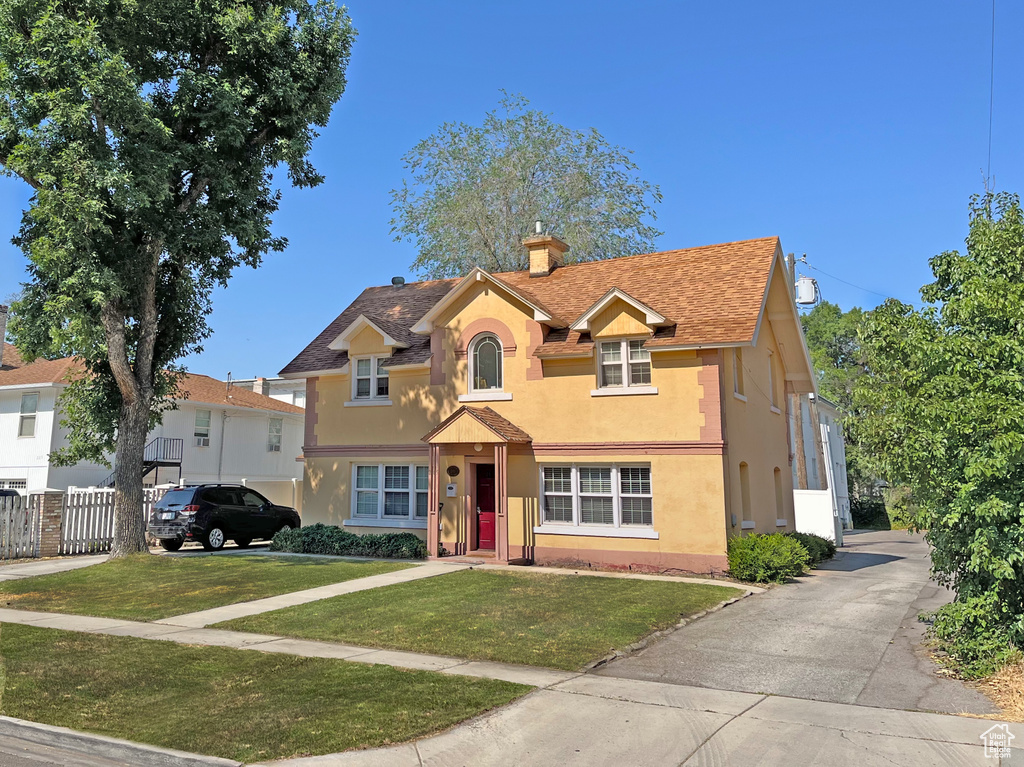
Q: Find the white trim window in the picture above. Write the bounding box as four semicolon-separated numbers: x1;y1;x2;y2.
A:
469;333;503;392
194;409;211;447
598;340;651;388
18;392;38;438
353;356;389;400
352;463;428;524
267;417;283;452
540;464;654;531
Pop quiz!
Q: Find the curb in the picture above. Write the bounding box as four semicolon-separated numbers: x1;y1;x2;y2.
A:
0;716;241;767
583;590;756;671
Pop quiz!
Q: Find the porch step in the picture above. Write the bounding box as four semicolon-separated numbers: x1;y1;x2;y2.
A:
441;552;498;565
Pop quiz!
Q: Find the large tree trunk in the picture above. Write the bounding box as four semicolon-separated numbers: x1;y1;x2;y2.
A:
110;397;151;557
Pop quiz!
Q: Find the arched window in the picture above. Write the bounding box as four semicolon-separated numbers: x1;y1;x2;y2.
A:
470;333;503;392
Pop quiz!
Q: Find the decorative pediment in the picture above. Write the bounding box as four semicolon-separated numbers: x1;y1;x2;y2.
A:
423;406;532;445
327;315;410;352
570;288;667;334
411;268;557;334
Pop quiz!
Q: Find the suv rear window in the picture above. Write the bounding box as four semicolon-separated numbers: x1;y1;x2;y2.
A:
156;489;197;510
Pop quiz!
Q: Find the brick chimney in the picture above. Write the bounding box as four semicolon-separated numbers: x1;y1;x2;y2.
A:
0;305;7;368
524;234;569;277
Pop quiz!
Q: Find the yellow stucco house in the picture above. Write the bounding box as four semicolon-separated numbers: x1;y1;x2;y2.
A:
282;235;816;573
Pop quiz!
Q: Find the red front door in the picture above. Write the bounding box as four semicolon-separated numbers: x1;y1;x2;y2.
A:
476;464;496;550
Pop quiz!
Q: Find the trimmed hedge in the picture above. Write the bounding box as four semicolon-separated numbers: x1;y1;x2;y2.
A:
727;533;809;583
786;531;836;565
271;524;428;559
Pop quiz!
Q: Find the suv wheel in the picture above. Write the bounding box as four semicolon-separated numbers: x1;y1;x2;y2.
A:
160;539;183;552
203;525;226;551
277;522;293;535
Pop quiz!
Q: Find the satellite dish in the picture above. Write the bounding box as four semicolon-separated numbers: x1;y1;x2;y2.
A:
795;275;820;306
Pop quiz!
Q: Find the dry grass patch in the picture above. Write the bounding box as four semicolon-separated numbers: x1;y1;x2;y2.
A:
976;659;1024;722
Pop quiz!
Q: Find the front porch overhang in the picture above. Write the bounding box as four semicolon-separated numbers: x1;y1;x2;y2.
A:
422;407;531;564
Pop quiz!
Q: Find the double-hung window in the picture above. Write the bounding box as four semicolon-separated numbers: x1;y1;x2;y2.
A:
598;340;651;389
353;356;389;401
352;463;428;524
539;464;655;535
194;409;211;447
18;393;38;438
267;418;283;452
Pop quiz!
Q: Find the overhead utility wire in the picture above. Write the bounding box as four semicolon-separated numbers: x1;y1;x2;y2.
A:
801;263;898;302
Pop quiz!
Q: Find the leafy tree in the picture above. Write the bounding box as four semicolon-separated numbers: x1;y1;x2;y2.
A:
1;0;354;556
800;301;865;412
855;192;1024;675
390;93;663;279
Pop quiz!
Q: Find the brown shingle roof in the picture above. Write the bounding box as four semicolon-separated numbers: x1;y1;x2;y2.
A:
2;343;26;370
177;373;304;415
422;406;532;444
0;353;302;415
282;237;780;375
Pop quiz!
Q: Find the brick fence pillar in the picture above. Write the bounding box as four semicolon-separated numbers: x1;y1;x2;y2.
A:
37;491;64;558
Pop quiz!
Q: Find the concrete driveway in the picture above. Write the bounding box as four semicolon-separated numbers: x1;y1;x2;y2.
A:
598;529;995;715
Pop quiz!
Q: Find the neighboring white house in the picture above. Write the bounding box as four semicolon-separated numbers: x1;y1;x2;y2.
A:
790;391;852;542
231;376;307;408
0;340;304;501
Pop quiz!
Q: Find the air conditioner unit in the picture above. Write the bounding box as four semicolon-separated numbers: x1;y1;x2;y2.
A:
194;436;210;447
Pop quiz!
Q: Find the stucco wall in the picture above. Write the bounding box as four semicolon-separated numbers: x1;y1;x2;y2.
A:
722;318;795;537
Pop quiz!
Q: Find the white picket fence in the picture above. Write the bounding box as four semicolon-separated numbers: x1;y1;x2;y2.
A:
61;489;165;555
0;495;41;560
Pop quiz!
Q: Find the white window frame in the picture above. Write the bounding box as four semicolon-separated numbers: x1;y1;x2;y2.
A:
18;392;38;438
194;409;211;447
535;463;657;539
592;339;657;397
348;462;429;528
350;355;390;403
469;333;503;393
267;417;283;452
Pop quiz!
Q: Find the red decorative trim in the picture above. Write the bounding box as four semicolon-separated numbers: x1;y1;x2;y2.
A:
698;350;723;443
304;377;319;449
303;444;429;458
530;546;729;576
430;328;445;385
454;318;517;360
532;441;724;456
526;320;544;381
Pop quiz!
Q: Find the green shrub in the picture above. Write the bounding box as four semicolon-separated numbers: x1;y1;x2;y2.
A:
727;533;809;583
786;532;836;565
851;496;890;529
270;524;428;559
928;592;1022;679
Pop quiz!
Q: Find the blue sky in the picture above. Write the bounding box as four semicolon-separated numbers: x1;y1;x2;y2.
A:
2;1;1021;379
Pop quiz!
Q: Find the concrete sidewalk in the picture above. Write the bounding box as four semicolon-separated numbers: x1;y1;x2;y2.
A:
154;562;469;627
250;675;1017;766
0;555;107;581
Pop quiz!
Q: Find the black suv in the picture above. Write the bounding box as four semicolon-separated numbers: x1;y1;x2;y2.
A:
148;484;300;551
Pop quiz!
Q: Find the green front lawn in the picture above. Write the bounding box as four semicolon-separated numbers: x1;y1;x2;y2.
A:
0;624;529;762
219;569;741;670
0;554;412;621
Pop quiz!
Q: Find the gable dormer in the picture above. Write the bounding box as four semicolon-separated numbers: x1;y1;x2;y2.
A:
570;288;669;339
328;315;410;355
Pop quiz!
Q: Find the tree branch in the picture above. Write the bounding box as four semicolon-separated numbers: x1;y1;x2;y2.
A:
100;303;140;404
177;177;208;212
135;236;163;395
0;155;42;190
